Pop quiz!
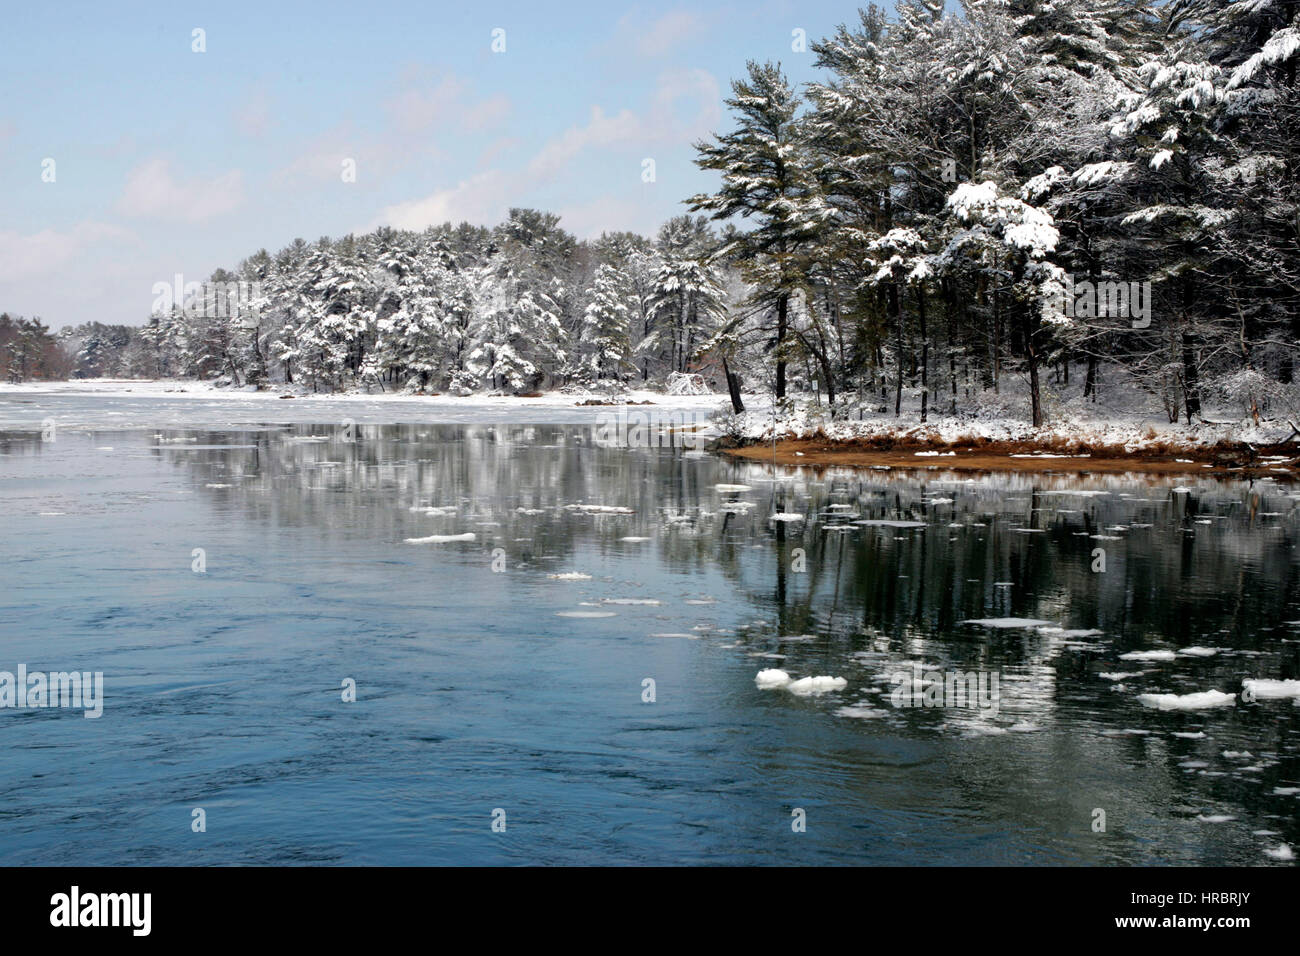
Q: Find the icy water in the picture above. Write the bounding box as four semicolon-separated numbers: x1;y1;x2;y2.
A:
2;399;1299;865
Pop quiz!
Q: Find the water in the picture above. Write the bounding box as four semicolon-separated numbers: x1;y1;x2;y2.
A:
2;398;1299;865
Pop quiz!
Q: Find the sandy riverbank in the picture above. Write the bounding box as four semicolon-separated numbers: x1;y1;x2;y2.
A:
719;435;1300;479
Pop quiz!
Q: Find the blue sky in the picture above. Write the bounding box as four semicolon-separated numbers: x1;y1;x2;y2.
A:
1;0;876;328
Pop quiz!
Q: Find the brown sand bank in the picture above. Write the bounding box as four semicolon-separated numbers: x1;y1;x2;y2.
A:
719;435;1299;479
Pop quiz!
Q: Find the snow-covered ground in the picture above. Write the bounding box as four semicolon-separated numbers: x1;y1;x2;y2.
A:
0;378;756;430
719;369;1298;451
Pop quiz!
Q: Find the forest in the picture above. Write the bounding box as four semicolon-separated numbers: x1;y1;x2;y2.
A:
8;0;1299;428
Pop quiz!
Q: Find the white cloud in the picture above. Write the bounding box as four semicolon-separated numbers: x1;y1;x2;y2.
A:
235;89;274;138
527;106;644;182
116;158;244;222
0;221;134;283
634;11;704;56
366;170;512;231
384;73;511;135
363;68;722;233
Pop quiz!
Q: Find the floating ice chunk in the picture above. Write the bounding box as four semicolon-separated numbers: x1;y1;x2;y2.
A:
1242;678;1300;699
1171;731;1207;739
855;519;927;528
1263;844;1295;861
714;484;751;492
1041;627;1104;638
914;451;955;457
1197;814;1236;823
1137;690;1236;711
601;598;661;606
835;705;889;719
770;513;805;522
404;532;476;544
1119;650;1177;662
205;483;232;488
786;675;848;696
650;632;698;639
564;504;634;514
1272;787;1300;796
1177;646;1220;657
1099;672;1142;681
548;572;591;581
962;618;1054;629
619;536;651;542
755;669;792;688
1172;487;1191;494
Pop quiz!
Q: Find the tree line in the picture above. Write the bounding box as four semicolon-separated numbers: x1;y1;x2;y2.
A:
10;1;1300;427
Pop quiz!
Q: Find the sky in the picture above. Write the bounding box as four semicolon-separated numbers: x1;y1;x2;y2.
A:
0;0;875;329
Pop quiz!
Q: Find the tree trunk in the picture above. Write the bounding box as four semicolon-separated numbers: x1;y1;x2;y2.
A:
722;355;745;414
775;293;788;399
1021;305;1044;427
918;287;929;423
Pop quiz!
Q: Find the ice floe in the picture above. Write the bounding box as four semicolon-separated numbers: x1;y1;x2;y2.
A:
1119;650;1177;662
1136;690;1236;711
1242;678;1300;699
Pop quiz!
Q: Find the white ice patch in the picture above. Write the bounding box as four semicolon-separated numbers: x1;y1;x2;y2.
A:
835;705;889;719
1177;646;1220;657
1137;690;1236;711
1119;650;1177;662
786;676;848;696
963;618;1053;629
404;533;476;544
548;572;592;581
755;669;792;688
1242;678;1300;699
